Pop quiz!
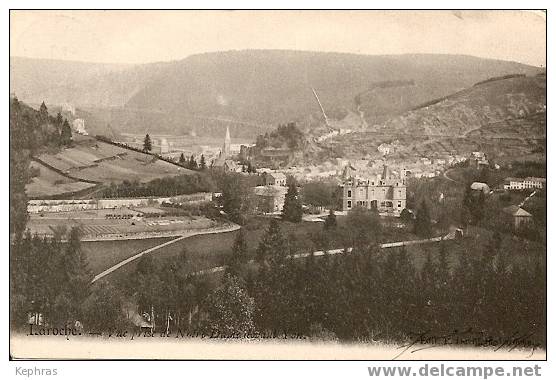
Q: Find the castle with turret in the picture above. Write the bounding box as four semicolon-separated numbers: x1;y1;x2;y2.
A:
339;164;407;215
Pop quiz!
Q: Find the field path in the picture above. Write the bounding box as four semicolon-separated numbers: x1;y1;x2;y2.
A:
91;224;240;283
189;231;458;277
443;168;459;183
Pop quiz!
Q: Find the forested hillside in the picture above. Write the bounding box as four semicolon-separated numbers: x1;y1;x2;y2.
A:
10;51;543;138
10;57;158;107
9;97;74;235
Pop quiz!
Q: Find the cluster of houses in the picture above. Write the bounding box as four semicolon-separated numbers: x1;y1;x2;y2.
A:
470;151;490;169
499;177;545;230
470;175;546;231
249;163;409;216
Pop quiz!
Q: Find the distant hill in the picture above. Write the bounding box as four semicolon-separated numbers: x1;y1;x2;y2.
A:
10;51;543;138
322;73;546;161
381;72;546;137
10;57;169;108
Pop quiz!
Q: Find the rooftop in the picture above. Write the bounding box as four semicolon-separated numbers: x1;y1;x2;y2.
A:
253;185;287;197
503;205;532;217
267;172;286;180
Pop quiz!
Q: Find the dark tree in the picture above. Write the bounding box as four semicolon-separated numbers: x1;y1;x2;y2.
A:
199;154;207;170
60;119;72;146
226;229;249;278
62;228;92;321
143;134;152;152
461;185;474;225
473;191;486;224
345;206;382;252
256;219;287;264
178;153;186;166
400;208;414;223
81;282;127;331
55;112;64;127
282;182;303;222
323;209;337;230
301;180;336;209
39;101;48;122
222;175;243;223
247;161;256;173
477;167;490;184
414;199;432;238
188;155;198;170
221;174;253;225
202;275;256;337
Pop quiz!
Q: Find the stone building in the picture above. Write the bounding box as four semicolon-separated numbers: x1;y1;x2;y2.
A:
340;164;406;215
262;172;287;186
253;185;287;213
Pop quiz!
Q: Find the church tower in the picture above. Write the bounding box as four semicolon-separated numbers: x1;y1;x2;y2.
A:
222;126;231;157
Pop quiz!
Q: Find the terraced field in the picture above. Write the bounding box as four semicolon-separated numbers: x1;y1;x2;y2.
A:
36;136;194;185
321;74;546;162
26;161;96;198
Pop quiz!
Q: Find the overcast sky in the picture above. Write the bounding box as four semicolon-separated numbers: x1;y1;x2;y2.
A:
10;10;546;67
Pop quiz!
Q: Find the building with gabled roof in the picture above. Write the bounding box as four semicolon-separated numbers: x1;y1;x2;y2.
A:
262;172;287;186
502;205;533;229
223;160;241;173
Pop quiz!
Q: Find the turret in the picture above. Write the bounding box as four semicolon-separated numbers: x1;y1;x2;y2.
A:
382;164;391;180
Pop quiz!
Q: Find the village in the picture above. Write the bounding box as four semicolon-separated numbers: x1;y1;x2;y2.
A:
25;119;546;244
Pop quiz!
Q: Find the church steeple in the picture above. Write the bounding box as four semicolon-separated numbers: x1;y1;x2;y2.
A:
222;126;231;157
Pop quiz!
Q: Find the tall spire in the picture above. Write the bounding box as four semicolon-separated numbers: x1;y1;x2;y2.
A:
223;126;231;157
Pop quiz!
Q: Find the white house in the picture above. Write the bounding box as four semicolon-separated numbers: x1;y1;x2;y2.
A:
503;177;546;191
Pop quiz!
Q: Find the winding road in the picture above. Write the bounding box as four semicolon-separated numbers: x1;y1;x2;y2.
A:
443;168;460;183
188;231;458;277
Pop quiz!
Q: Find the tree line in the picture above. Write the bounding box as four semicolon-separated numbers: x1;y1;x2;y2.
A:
121;207;545;346
11;98;73;153
9;198;545;348
9;229;111;330
101;173;217;198
10;98;73;237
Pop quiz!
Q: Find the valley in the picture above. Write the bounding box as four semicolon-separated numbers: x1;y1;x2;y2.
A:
10;47;546;353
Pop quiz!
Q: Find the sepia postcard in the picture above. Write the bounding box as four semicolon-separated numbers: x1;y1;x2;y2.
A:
8;9;547;361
